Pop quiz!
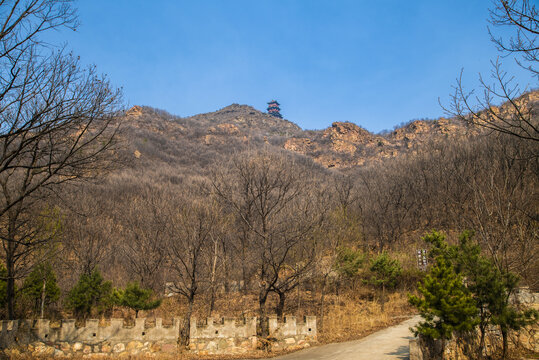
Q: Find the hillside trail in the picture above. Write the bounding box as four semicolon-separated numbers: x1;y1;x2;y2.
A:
269;315;421;360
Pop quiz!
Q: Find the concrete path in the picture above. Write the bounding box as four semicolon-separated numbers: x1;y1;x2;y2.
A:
271;316;420;360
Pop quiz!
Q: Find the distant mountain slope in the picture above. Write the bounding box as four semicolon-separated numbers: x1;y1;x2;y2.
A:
118;90;537;171
185;104;302;137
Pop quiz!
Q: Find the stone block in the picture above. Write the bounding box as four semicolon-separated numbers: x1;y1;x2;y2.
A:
53;349;65;357
126;341;143;350
218;338;229;349
207;340;218;350
86;354;108;359
113;343;125;353
284;337;296;344
287;344;303;352
7;349;21;357
161;343;176;353
32;344;55;357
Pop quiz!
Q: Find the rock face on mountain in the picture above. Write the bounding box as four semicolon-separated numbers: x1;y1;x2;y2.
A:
186;104;302;137
324;122;374;153
282;117;474;168
119;91;532;170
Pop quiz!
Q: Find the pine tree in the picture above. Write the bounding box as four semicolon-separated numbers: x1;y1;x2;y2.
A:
455;231;538;359
113;282;161;318
421;230;456;263
21;263;60;317
66;269;112;319
366;252;401;311
334;247;365;280
487;271;538;359
413;230;538;359
409;256;478;351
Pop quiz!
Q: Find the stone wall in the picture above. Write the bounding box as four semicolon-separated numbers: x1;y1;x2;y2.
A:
188;317;257;355
0;318;181;357
0;316;317;357
268;316;317;352
188;315;317;355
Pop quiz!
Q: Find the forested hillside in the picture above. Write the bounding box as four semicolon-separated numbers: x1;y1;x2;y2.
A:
1;1;537;357
50;89;538;298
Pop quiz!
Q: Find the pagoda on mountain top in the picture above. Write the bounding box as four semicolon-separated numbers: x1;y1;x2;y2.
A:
267;100;283;118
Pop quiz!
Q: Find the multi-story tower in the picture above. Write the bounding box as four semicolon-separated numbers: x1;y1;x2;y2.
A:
267;100;283;118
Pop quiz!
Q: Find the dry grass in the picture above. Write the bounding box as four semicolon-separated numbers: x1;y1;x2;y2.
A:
318;292;413;343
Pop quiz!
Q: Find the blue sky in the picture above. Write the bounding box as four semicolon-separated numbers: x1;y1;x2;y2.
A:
55;1;535;132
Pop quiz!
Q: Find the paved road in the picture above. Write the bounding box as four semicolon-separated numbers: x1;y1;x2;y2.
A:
271;316;420;360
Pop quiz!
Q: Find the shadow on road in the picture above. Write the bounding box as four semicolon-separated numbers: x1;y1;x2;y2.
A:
386;344;410;359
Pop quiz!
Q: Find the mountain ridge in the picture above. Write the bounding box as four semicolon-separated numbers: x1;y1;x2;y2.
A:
120;90;537;170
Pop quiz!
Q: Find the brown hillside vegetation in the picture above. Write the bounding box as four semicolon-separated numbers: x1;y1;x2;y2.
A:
49;89;539;294
1;1;537;359
120;96;485;171
2;87;538;354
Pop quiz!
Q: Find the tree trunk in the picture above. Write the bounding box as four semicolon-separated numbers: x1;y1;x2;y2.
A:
208;288;216;317
258;289;269;338
501;327;508;360
241;229;249;295
478;323;486;359
208;238;218;316
180;298;195;347
319;277;327;330
6;259;15;320
296;284;301;314
381;283;386;312
275;291;286;320
40;277;46;319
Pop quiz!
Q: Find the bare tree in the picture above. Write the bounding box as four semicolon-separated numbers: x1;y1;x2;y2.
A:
457;135;538;285
212;150;325;335
0;1;122;319
447;0;538;145
357;161;418;251
166;193;218;346
116;186;168;292
203;212;230;317
270;185;326;319
489;0;539;75
61;188;117;278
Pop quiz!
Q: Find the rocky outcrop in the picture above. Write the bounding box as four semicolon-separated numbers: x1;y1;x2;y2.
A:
187;104;302;136
284;138;315;154
126;105;143;117
208;123;241;136
118;90;538;170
